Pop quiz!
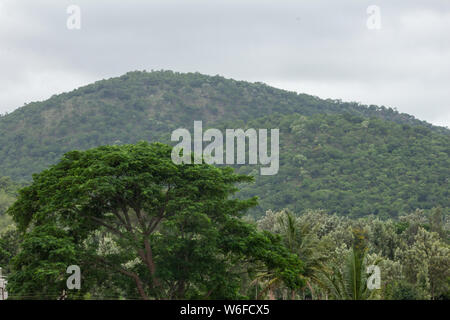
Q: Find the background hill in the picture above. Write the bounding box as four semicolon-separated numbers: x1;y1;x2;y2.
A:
235;113;449;218
0;70;448;218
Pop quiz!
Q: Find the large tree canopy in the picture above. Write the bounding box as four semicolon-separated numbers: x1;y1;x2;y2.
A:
7;142;304;299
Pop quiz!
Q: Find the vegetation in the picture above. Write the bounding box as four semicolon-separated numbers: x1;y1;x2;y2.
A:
236;113;449;217
0;176;18;216
0;176;19;235
255;208;449;300
0;71;448;300
1;142;448;300
5;142;304;300
0;71;448;219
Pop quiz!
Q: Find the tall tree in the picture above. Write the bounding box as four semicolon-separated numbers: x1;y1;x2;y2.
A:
7;142;304;299
398;227;450;299
324;227;378;300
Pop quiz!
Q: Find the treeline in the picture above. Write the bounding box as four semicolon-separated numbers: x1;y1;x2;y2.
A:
0;142;448;300
1;143;304;300
236;113;450;218
252;207;449;300
2;207;448;300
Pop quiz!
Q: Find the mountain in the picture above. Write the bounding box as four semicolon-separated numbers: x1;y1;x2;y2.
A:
236;113;449;218
0;70;448;218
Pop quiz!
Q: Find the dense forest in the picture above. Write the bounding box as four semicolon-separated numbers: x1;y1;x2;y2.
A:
0;71;448;218
0;70;448;182
235;113;449;217
1;143;448;300
0;71;448;300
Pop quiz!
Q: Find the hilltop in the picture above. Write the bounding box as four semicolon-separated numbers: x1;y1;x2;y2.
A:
0;70;448;218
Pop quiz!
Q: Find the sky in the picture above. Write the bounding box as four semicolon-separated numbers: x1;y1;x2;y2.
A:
0;0;449;127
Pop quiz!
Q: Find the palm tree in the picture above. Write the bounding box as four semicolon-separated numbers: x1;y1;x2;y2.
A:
277;210;328;299
323;227;379;300
251;270;284;300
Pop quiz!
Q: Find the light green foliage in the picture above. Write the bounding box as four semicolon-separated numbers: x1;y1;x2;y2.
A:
0;176;17;217
323;227;378;300
255;208;449;300
257;209;328;299
397;227;449;299
368;218;402;259
0;176;18;237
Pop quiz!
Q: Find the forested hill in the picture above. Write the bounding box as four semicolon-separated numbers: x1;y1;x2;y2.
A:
0;70;448;218
235;113;449;218
0;70;447;181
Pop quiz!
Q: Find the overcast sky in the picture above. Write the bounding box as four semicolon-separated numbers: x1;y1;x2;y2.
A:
0;0;449;127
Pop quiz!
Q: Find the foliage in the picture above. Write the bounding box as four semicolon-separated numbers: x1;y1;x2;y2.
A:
0;176;18;216
0;71;448;220
237;113;449;218
255;208;449;300
6;142;304;299
0;71;448;300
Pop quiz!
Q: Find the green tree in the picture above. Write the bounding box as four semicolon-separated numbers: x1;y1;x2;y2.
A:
324;227;379;300
7;142;304;299
397;227;449;299
0;227;21;275
6;224;80;299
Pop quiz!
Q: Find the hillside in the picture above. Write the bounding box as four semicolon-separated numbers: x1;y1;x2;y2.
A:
235;113;449;218
1;70;447;181
0;70;448;218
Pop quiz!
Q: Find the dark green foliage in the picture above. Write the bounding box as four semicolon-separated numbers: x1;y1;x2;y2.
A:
0;228;20;274
6;142;304;299
0;71;447;182
6;225;79;300
0;71;448;300
237;113;449;218
0;71;448;219
386;281;421;300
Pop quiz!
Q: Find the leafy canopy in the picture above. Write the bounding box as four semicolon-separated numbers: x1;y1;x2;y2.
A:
7;142;304;299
